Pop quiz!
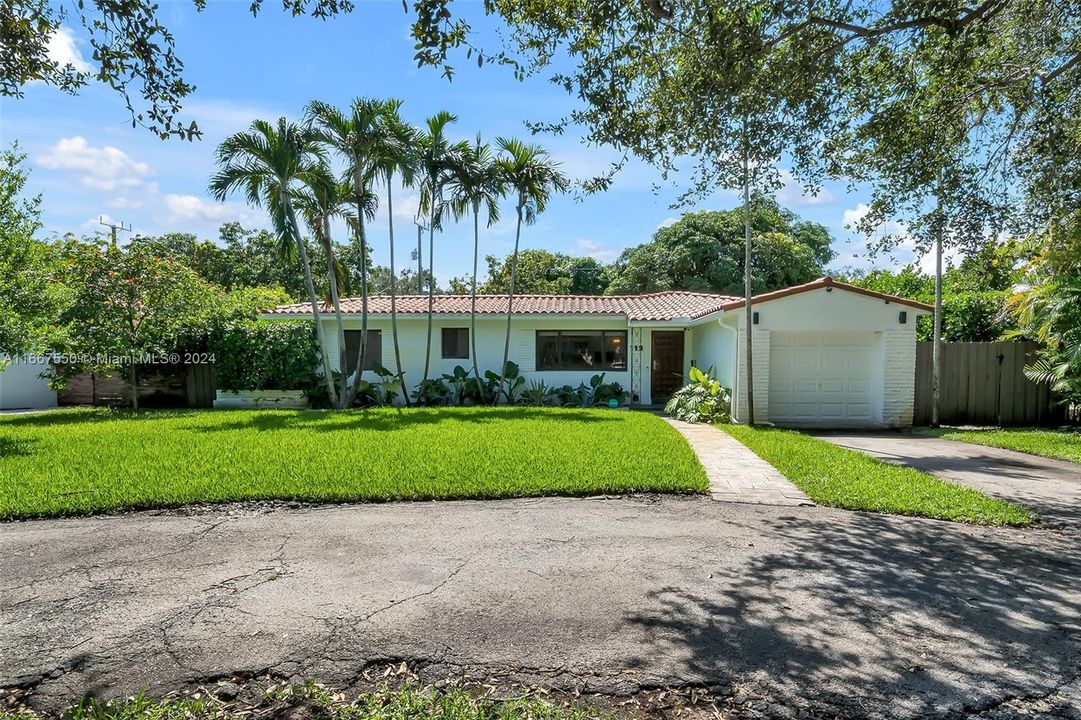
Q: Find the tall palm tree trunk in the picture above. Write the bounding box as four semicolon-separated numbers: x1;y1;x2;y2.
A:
470;206;484;400
322;216;349;408
347;169;371;404
386;179;411;406
499;203;524;403
421;210;436;385
285;194;337;400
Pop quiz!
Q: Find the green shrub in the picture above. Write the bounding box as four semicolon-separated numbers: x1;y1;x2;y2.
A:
553;373;630;407
208;320;318;392
665;366;731;423
411;378;450;406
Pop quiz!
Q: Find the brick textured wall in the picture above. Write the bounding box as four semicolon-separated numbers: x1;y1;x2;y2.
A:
734;328;770;423
881;328;917;427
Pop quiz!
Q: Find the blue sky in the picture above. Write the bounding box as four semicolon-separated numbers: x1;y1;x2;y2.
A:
2;1;935;285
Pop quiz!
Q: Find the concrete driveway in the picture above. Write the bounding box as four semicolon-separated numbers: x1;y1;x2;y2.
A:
820;433;1081;529
2;497;1079;718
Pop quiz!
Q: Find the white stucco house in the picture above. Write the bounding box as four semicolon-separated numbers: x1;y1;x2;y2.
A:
265;277;932;428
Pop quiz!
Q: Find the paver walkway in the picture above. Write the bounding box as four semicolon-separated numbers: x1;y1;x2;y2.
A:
665;418;812;505
820;432;1081;528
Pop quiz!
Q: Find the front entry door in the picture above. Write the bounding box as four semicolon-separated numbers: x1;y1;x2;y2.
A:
651;331;685;402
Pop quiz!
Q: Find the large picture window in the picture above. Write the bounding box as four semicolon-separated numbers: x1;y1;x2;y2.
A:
536;330;627;371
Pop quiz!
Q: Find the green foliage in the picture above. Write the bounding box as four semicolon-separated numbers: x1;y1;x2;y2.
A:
664;366;732;424
0;407;708;518
520;378;556;406
605;198;832;295
354;362;403;407
723;425;1034;527
441;364;490;405
0;144;67;361
552;373;630;408
411;378;451;406
208;320;318;393
485;361;526;404
480;249;610;295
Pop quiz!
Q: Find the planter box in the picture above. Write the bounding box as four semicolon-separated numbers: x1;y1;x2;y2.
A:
213;390;308;410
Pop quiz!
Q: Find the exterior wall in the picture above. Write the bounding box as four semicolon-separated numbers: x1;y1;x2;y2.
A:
321;315;636;403
0;357;58;410
725;286;927;427
688;320;732;383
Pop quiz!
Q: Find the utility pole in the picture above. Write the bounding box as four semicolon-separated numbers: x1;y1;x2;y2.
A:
99;216;132;246
415;221;426;293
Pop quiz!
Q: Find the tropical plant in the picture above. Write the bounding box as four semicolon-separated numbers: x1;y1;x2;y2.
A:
664;366;732;424
484;360;525;405
553;374;630;408
520;379;555;407
208;117;338;402
441;364;490;406
494;137;569;400
411;377;450;406
448;134;506;397
355;362;404;407
305;98;388;405
416;111;469;386
209;320;319;395
292;176;353;407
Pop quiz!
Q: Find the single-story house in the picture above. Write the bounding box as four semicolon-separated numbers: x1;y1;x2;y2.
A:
264;277;933;428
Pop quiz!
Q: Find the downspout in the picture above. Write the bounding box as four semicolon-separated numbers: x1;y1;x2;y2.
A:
718;314;741;421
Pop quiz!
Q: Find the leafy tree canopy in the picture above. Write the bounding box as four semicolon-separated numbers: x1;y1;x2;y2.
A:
605;197;833;295
476;249;609;295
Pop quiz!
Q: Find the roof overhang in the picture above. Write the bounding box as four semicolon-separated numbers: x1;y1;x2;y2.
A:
719;277;934;313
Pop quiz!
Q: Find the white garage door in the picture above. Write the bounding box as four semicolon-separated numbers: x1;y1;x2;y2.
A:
768;332;877;426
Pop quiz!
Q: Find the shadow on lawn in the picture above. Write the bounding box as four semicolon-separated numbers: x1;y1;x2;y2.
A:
621;510;1081;712
183;406;627;434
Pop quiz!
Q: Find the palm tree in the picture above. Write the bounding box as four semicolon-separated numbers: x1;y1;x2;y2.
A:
293;176;353;408
369;100;418;404
495;137;569;401
415;111;469;386
306;98;385;404
447;134;505;395
209;117;337;401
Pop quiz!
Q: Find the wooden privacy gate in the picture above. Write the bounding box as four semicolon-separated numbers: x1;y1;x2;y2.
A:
914;341;1062;426
58;363;215;408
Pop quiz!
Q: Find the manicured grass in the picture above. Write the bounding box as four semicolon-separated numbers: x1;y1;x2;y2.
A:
721;425;1034;526
918;426;1081;465
0;407;706;519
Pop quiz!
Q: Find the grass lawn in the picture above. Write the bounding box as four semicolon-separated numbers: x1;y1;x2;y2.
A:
722;425;1034;526
917;426;1081;465
0;407;706;520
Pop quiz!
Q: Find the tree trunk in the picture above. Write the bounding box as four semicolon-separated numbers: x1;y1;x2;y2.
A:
499;203;524;404
470;206;484;401
417;224;423;293
322;216;349;409
741;129;755;425
387;178;411;406
932;226;944;427
285;193;337;402
347;168;370;404
129;364;139;411
421;209;436;385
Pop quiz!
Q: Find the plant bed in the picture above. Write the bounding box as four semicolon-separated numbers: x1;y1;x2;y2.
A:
722;424;1034;526
213;389;308;409
0;406;707;519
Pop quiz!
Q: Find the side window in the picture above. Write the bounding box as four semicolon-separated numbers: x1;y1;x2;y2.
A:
343;330;382;371
441;328;469;359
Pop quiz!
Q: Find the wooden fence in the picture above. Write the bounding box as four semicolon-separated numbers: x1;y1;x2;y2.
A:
58;363;215;409
914;341;1063;426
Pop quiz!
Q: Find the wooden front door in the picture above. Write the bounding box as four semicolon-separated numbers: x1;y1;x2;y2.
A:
651;331;685;402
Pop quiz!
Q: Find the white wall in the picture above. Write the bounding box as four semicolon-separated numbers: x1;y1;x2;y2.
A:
0;357;58;410
321;315;637;403
725;286;926;427
688;320;733;386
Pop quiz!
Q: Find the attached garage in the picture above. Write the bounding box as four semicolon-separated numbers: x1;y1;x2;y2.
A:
768;332;877;426
717;278;934;429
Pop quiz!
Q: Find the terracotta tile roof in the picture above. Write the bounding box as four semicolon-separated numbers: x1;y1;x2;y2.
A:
266;290;741;322
265;277;933;321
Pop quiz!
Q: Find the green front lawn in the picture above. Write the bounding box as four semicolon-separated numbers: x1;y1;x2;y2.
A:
918;426;1081;465
722;425;1034;526
0;407;707;520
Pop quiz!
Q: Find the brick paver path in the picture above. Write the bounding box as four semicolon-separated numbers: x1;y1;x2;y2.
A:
664;418;813;506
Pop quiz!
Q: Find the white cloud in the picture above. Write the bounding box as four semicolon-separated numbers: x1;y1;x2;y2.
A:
576;239;620;261
107;196;143;210
776;169;835;207
38;137;153;192
163;194;260;225
181;99;283;135
656;217;678;230
46;27;91;73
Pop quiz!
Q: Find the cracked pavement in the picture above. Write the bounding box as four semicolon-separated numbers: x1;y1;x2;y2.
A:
2;496;1079;718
